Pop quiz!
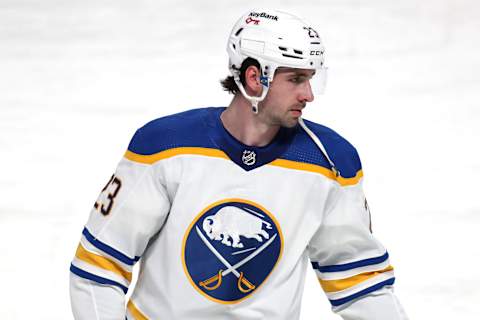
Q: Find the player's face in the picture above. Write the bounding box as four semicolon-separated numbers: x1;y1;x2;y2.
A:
259;68;315;128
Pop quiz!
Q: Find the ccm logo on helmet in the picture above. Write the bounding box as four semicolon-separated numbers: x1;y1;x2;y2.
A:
310;50;324;56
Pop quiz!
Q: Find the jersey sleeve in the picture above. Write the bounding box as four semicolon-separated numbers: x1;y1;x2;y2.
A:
69;128;171;318
307;151;408;319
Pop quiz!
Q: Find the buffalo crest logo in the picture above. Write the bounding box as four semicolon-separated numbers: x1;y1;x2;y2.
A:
182;199;283;303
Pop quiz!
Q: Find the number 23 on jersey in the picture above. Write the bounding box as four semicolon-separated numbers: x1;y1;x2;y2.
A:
93;174;122;216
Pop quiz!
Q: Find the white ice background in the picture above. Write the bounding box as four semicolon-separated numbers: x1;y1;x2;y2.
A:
0;0;479;319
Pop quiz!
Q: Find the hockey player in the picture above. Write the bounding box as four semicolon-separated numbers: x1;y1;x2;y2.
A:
70;9;409;320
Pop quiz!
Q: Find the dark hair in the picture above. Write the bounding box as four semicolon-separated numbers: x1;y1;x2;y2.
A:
220;58;261;94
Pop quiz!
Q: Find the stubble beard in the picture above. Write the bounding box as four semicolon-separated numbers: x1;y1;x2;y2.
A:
258;100;303;128
259;107;299;128
282;117;300;128
269;111;299;128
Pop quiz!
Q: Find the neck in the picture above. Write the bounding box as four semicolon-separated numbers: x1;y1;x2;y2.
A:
221;95;280;147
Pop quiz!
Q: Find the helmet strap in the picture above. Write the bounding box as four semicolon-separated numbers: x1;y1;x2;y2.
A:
233;75;270;115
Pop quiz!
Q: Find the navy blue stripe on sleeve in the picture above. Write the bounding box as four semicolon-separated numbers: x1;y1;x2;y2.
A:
329;277;395;306
70;264;129;294
312;252;389;273
82;227;140;266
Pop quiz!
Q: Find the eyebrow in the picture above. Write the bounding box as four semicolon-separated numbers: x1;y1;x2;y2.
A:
277;68;316;77
285;71;316;78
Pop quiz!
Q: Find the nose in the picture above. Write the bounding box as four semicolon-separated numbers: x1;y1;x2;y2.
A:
300;80;314;103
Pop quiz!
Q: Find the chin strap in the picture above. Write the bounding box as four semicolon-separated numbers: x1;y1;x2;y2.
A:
298;117;340;178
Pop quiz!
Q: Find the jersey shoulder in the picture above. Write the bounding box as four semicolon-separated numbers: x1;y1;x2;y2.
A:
284;119;362;179
127;107;217;155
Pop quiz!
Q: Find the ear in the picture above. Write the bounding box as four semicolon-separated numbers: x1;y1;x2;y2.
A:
244;65;263;96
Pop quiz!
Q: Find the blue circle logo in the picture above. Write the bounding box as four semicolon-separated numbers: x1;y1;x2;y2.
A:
182;198;283;304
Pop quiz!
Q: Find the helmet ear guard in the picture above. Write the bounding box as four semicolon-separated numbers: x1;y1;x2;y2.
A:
229;58;277;114
232;72;269;114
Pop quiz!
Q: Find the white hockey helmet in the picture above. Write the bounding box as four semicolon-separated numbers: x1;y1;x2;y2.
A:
227;9;327;113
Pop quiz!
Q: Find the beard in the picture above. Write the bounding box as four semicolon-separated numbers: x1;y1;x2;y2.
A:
281;117;300;128
263;111;300;128
258;101;305;128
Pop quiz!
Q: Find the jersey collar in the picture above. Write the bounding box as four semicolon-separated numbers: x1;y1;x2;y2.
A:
207;107;295;171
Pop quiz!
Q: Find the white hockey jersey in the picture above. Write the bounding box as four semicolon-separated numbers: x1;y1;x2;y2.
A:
70;107;407;319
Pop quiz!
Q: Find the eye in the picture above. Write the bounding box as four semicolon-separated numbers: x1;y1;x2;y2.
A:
289;76;308;84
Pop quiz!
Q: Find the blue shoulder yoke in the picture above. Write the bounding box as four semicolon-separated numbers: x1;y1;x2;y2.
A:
127;108;216;155
127;107;362;178
281;119;362;179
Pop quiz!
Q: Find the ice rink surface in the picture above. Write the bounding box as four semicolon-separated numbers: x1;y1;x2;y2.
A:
1;0;479;318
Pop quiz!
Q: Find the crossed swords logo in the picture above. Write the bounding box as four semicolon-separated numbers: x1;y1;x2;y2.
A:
195;226;278;293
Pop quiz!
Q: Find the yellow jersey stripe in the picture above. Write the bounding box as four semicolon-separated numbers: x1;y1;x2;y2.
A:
127;300;149;320
336;169;363;186
319;265;394;293
124;148;228;164
269;159;363;185
269;159;335;179
125;149;363;185
75;243;132;282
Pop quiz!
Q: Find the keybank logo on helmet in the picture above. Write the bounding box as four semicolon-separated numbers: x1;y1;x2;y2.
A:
249;12;279;21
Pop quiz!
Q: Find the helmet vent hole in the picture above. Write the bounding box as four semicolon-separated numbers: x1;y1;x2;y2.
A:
278;46;287;51
282;54;303;60
293;49;303;55
232;44;236;50
235;28;244;36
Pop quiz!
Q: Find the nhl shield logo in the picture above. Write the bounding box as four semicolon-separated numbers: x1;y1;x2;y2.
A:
242;150;256;166
182;198;283;303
